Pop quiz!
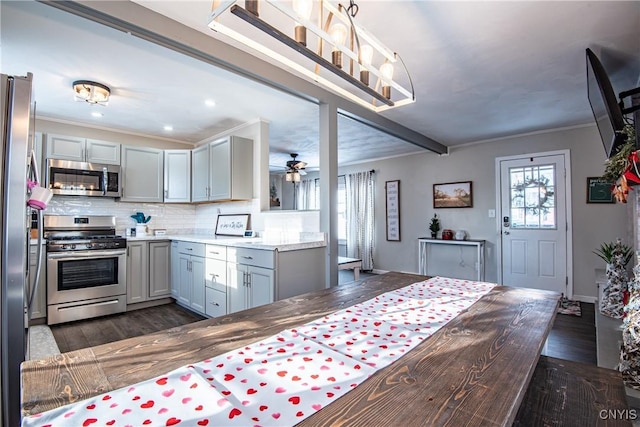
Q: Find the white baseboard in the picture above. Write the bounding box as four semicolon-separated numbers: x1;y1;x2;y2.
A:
572;294;597;304
371;269;388;275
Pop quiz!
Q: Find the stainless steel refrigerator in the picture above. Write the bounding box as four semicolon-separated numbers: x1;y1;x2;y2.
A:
1;73;39;427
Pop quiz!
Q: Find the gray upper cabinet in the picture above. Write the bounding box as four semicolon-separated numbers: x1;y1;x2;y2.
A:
191;136;253;203
209;136;253;201
191;144;209;202
121;145;164;202
164;149;191;203
46;134;120;164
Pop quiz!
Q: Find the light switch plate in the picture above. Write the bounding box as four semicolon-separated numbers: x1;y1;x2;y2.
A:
488;209;496;218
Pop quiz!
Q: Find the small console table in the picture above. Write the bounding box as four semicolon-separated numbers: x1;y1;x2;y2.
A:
418;238;486;281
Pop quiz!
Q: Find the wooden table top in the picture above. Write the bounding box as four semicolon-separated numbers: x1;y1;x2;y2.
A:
21;272;560;426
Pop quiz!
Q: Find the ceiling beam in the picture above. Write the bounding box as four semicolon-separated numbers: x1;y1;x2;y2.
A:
39;0;447;155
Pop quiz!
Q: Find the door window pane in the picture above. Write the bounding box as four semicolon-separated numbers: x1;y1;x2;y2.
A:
509;164;556;229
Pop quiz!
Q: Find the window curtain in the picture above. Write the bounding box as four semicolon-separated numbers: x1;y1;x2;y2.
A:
345;170;375;270
296;179;316;210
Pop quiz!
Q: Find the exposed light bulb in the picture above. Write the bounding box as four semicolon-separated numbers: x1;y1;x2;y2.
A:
359;44;374;85
330;23;348;50
380;62;394;99
330;23;348;68
292;0;313;45
380;62;394;80
360;45;373;66
292;0;312;20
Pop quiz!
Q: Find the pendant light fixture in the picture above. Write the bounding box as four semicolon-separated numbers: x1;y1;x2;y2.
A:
72;80;111;105
208;0;415;112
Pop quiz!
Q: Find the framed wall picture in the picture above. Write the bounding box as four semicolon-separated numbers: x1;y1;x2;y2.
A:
586;177;615;203
215;213;251;236
433;181;473;208
385;180;401;241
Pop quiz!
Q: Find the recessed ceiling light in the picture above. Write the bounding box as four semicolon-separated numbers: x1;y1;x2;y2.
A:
91;111;103;118
164;125;173;131
204;99;216;107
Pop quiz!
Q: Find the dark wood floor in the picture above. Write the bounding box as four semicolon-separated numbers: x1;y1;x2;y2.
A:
51;303;205;353
542;301;597;365
51;299;598;366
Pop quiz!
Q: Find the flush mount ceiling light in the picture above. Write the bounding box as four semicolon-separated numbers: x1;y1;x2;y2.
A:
208;0;415;112
72;80;110;105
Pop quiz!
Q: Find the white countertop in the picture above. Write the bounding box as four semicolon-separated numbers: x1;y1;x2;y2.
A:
126;233;327;252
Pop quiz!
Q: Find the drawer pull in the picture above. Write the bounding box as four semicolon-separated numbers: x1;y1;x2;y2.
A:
186;248;193;251
242;256;253;259
209;251;219;255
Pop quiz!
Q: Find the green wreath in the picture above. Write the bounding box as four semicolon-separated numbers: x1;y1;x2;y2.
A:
512;176;554;215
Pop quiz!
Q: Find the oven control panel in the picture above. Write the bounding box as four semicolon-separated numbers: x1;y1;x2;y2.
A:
47;238;127;253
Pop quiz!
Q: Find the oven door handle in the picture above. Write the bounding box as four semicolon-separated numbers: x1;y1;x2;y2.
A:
47;249;127;260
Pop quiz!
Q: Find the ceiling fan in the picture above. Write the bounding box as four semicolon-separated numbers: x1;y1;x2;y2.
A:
286;153;307;174
285;153;307;182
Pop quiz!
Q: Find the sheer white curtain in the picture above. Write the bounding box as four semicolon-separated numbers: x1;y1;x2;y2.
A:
296;179;317;210
345;170;375;270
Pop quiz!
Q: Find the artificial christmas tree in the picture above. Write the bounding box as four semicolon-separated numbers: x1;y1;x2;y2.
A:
600;239;630;319
620;252;640;389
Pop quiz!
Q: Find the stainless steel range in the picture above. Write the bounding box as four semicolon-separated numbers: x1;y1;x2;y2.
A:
44;215;127;325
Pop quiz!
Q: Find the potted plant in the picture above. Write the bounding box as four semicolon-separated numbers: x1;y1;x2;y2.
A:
429;213;440;238
130;211;151;236
594;240;633;269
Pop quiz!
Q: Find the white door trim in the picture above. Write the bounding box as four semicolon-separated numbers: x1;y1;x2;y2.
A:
494;149;573;297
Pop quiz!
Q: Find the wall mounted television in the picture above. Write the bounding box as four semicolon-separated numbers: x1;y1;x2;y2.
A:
586;48;627;158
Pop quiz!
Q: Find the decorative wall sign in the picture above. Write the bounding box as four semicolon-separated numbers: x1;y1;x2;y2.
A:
587;176;615;203
385;180;401;241
433;181;473;208
215;214;250;236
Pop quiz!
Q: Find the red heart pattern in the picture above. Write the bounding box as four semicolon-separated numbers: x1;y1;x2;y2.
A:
23;277;494;427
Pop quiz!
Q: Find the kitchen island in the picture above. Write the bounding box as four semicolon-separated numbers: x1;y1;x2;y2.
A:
21;272;559;426
125;232;327;317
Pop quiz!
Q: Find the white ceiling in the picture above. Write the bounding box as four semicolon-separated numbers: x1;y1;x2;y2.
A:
2;1;639;170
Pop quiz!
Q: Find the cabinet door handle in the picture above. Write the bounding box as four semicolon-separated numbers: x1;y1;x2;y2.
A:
210;302;220;307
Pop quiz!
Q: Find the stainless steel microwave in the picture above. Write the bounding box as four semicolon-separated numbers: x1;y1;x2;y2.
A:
46;159;121;197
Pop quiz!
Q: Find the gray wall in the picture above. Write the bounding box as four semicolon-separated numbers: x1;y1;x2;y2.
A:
337;124;629;300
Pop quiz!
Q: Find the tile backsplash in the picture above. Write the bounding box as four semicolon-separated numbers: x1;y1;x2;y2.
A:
46;197;197;234
46;197;321;236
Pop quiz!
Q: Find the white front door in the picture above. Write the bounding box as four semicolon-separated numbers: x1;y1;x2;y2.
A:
498;151;570;296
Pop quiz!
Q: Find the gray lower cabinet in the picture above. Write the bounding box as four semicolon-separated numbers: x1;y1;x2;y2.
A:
227;247;275;313
205;287;226;318
174;241;206;314
170;241;179;299
171;241;325;318
227;263;274;313
127;240;171;305
149;242;171;297
28;243;46;321
205;244;227;317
